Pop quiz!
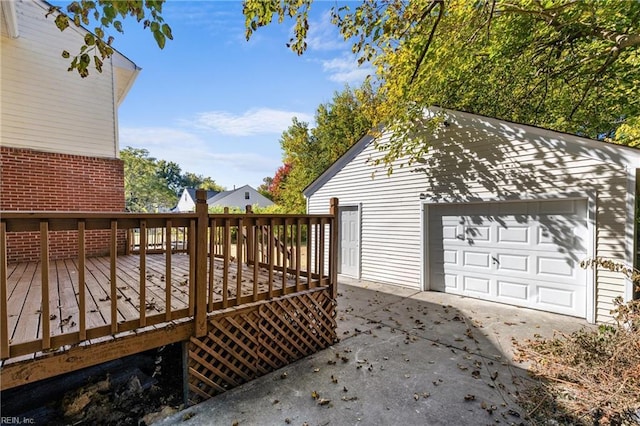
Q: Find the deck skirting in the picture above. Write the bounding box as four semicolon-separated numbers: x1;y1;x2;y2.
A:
188;287;337;402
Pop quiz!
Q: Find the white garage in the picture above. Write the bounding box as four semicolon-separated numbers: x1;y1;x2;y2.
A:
305;108;640;323
426;199;590;317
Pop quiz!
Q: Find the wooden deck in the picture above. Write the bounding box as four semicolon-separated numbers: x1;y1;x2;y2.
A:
1;194;339;392
3;253;310;358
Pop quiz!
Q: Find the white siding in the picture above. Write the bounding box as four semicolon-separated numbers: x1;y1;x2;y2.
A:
1;0;118;158
309;141;425;289
308;110;640;322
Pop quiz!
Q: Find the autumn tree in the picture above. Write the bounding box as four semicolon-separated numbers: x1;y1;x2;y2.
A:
244;0;640;164
267;85;372;213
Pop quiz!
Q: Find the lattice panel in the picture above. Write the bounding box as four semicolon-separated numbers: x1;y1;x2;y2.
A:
257;290;337;374
188;309;261;401
188;289;336;402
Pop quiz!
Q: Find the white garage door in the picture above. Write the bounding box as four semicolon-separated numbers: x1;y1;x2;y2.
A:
428;200;589;317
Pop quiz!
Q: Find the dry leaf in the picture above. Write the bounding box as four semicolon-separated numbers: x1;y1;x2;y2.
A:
317;398;331;406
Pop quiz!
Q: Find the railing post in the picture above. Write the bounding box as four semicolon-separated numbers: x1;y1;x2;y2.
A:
194;189;208;337
329;198;339;299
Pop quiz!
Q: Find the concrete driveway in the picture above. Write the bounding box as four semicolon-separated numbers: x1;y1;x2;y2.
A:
156;279;590;426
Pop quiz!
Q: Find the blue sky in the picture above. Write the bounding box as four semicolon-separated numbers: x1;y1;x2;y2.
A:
104;1;370;189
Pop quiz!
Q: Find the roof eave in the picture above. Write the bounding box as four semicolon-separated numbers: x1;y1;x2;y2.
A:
113;51;141;106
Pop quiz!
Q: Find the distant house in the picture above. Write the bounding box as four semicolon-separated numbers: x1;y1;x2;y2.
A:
0;0;140;261
175;188;221;212
305;108;640;323
175;185;273;212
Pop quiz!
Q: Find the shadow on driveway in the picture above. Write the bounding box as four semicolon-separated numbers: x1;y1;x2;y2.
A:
156;279;591;426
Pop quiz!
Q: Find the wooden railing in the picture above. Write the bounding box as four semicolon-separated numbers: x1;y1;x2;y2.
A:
0;193;338;359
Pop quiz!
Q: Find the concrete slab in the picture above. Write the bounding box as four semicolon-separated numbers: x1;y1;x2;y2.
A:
156;279;591;426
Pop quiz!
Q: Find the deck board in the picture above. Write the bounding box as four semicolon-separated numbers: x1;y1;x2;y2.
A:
3;253;310;352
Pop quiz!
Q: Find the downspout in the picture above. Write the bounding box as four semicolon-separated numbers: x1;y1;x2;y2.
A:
635;168;640;300
2;0;19;39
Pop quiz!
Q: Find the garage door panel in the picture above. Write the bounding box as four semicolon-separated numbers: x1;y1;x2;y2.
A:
428;199;588;318
496;254;529;272
537;257;576;277
498;226;530;244
463;251;491;268
462;276;490;294
497;280;529;301
537;286;575;309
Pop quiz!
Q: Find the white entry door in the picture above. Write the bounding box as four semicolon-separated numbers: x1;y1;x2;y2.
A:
339;206;360;277
428;200;589;318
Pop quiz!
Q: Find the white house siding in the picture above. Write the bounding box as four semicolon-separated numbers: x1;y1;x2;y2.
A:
307;110;639;322
1;0;118;159
210;186;274;209
308;142;425;289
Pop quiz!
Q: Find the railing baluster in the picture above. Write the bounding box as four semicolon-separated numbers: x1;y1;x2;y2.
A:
296;218;302;291
252;219;259;301
165;220;172;321
236;218;243;301
268;218;275;298
1;221;9;358
110;220;118;334
139;220;147;327
245;206;254;265
319;219;326;286
78;220;86;341
306;219;312;288
208;218;215;312
223;214;230;308
40;220;50;350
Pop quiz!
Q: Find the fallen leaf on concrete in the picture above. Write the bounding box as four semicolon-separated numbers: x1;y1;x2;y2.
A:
311;390;320;400
317;397;331;407
341;395;358;401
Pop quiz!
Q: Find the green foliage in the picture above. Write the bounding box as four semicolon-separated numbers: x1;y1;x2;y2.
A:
244;0;640;169
180;172;224;193
47;1;172;78
267;84;373;213
121;147;175;212
257;176;274;201
121;147;222;212
208;204;289;215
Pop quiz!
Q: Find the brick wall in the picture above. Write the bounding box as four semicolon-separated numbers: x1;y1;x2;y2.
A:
1;147;126;262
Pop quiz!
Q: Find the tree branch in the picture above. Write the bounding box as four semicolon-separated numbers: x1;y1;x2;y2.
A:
409;0;444;84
